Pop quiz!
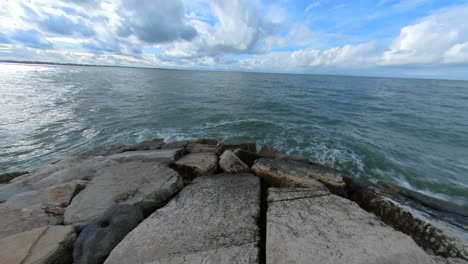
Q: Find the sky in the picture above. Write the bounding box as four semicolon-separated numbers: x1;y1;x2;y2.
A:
1;0;468;79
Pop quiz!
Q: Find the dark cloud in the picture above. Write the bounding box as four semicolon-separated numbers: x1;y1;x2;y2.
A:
117;0;197;43
39;14;95;37
10;29;53;49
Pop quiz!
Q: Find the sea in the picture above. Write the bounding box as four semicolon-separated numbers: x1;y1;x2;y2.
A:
0;62;467;206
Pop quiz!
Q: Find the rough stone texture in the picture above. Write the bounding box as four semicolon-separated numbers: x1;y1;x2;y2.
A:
267;188;438;264
251;158;327;191
258;145;284;159
0;156;116;203
121;138;165;152
220;141;256;154
252;158;345;195
0;171;29;183
161;140;189;149
174;152;218;181
186;143;219;154
32;157;117;189
105;174;260;264
4;180;85;208
64;161;183;228
0;225;76;264
107;149;183;164
353;186;468;260
219;150;250;174
74;204;144;264
434;256;468;264
234;149;261;168
0;181;85;238
196;138;218;145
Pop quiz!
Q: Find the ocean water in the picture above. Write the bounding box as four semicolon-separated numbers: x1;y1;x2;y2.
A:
0;63;467;206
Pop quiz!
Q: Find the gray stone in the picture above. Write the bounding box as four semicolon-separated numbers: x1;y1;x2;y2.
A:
0;225;76;264
32;157;117;189
434;256;468;264
107;149;183;164
121;138;165;152
258;145;284;159
267;188;438;264
352;186;468;260
174;152;218;181
234;149;261;167
64;161;183;228
0;181;85;238
219;150;250;174
161;140;189;149
105;174;260;264
251;158;345;195
0;182;32;203
220;141;256;153
74;204;144;264
195;138;218;145
0;171;29;183
186;143;219;154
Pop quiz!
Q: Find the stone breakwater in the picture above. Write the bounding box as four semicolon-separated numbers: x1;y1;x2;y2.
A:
0;138;466;264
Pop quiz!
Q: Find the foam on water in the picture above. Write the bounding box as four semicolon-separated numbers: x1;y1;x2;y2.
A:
0;63;467;206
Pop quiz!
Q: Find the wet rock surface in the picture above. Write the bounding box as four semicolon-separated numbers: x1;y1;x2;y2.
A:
352;186;468;260
234;149;260;167
0;171;29;183
267;187;438;264
104;174;260;264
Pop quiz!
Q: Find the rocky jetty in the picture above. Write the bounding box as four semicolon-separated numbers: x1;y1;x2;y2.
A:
0;138;466;264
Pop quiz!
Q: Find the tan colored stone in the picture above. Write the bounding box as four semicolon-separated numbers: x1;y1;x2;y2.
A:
0;225;75;264
174;152;218;180
251;158;345;195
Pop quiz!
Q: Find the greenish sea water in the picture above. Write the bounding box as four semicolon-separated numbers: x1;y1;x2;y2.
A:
0;63;467;206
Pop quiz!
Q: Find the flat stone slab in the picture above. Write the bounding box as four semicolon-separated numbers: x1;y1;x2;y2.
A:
0;225;76;264
107;149;183;164
64;161;183;228
266;188;438;264
0;181;85;239
252;158;345;195
105;174;260;264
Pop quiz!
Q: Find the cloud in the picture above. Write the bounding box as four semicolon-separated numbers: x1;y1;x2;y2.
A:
382;5;468;65
116;0;197;43
0;33;10;44
10;29;53;49
39;14;95;37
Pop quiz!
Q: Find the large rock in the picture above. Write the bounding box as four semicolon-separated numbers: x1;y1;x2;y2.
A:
1;156;116;202
107;149;183;164
0;181;85;238
219;150;250;174
266;187;438;264
105;174;260;264
174;152;218;181
234;149;261;168
64;161;183;228
251;158;336;192
0;171;29;183
352;186;468;260
0;225;76;264
220;141;256;153
258;145;284;159
186;142;219;153
74;204;144;264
